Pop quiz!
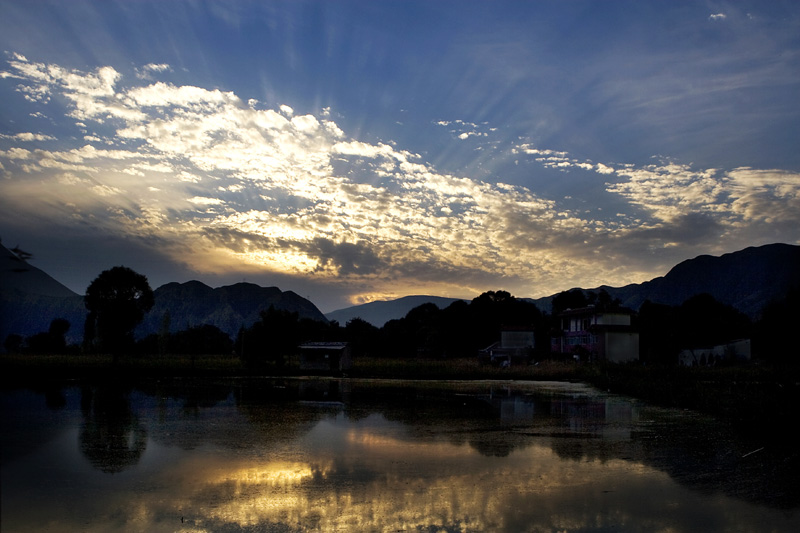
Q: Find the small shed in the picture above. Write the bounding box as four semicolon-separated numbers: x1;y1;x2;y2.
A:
478;326;535;366
298;342;352;373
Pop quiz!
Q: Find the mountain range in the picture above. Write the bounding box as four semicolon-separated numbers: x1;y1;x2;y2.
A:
555;243;800;317
135;280;327;339
326;243;800;325
325;295;466;328
2;242;798;349
0;243;326;348
0;243;86;347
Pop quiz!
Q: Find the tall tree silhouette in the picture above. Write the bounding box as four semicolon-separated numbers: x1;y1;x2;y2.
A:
84;266;154;356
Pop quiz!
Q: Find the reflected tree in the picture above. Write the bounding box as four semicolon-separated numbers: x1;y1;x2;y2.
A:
78;386;148;473
44;384;67;410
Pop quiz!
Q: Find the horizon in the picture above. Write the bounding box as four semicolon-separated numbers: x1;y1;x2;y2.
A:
2;1;799;312
6;240;791;315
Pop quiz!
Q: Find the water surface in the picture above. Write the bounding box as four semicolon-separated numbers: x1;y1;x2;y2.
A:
2;378;797;532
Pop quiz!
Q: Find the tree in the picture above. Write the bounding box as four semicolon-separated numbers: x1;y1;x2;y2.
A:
677;293;751;350
158;311;171;356
638;301;680;364
84;266;154;356
344;318;379;357
551;289;589;315
169;324;232;355
754;287;800;363
26;318;71;354
376;290;545;359
236;306;300;367
4;334;24;354
591;289;621;311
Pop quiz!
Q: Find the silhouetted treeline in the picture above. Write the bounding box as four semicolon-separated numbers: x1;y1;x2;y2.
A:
6;280;799;367
136;324;234;356
638;293;753;365
551;288;622;315
379;290;546;358
228;290;546;367
751;286;800;365
4;318;79;355
236;305;340;367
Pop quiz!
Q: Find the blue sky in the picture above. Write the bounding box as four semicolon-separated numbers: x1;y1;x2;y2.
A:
1;0;799;312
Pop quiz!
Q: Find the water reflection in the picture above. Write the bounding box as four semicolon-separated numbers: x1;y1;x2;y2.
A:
1;378;797;532
79;385;147;473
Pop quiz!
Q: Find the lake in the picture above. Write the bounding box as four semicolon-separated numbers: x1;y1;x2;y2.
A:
1;378;797;532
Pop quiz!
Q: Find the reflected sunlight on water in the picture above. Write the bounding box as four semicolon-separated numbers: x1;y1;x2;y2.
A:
2;379;797;532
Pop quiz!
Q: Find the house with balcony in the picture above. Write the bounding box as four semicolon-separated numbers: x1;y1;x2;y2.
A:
551;306;639;363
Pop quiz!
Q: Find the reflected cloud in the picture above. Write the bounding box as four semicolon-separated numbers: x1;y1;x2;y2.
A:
2;380;798;532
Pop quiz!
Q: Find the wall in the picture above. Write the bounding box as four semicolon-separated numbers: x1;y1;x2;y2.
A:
501;330;534;349
596;313;631;327
604;332;639;363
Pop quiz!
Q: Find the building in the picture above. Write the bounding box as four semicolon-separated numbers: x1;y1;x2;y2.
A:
479;326;535;366
678;339;751;366
298;342;352;373
551;307;639;363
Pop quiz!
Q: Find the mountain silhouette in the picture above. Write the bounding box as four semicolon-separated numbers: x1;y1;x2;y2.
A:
326;243;800;325
1;243;328;349
2;242;798;350
0;243;85;347
325;295;465;328
135;280;327;339
563;243;800;318
0;243;79;298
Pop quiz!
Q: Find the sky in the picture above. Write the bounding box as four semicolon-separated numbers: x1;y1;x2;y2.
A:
1;0;799;313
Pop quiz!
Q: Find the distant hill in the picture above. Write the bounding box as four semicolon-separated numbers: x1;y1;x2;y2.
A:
327;243;800;324
3;242;797;350
531;243;800;318
136;280;327;339
325;295;468;327
0;243;86;347
325;295;466;328
1;242;328;349
0;243;79;298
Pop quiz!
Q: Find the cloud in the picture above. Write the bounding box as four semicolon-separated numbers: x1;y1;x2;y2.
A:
135;63;172;80
709;13;727;21
0;132;55;141
595;163;615;175
188;196;225;206
136;63;172;80
1;55;799;305
303;238;386;275
435;119;492;141
726;167;800;225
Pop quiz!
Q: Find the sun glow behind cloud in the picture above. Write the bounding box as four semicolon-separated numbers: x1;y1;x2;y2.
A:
1;54;799;306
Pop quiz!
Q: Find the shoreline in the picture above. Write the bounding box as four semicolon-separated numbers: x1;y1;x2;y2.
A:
3;353;798;437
